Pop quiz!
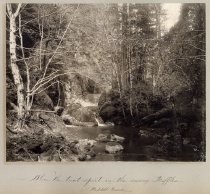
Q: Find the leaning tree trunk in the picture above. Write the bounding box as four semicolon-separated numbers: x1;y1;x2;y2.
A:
7;4;25;124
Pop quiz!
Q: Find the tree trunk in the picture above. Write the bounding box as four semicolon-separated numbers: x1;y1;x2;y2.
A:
7;4;25;122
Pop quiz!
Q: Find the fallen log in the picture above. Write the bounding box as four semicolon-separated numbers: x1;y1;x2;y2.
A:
140;108;173;125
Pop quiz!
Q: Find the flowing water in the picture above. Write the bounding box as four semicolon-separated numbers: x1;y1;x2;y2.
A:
65;125;199;161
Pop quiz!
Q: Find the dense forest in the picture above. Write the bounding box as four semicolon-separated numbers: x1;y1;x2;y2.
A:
6;3;205;161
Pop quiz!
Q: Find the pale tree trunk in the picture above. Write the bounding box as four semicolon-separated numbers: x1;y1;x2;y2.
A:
127;4;133;117
121;3;128;91
7;4;25;124
128;45;133;117
113;63;126;119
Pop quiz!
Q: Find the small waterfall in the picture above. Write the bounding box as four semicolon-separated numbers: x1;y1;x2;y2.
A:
95;117;106;127
95;117;114;127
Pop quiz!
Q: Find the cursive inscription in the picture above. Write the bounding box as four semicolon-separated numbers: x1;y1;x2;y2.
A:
26;173;180;192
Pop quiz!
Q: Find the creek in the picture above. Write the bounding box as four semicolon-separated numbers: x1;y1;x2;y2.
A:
65;125;198;161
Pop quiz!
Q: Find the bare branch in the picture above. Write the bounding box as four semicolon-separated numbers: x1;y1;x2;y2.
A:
33;81;58;95
30;72;75;95
31;70;59;91
187;43;205;52
14;3;22;17
6;4;12;17
41;5;80;80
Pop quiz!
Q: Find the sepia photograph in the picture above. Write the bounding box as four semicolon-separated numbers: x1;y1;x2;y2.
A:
6;3;206;162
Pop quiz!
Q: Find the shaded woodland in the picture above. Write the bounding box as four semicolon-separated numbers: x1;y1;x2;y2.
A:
6;3;205;161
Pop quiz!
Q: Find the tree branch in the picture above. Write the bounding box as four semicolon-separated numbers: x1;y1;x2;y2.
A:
14;3;22;17
40;4;80;81
33;81;58;95
6;4;12;17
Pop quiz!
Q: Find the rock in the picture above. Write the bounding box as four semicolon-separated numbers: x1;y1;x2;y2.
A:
96;133;110;142
105;142;124;154
70;139;96;161
98;91;109;109
87;150;96;157
98;89;132;123
96;133;125;143
86;105;98;112
65;103;82;115
78;154;86;161
33;91;54;110
62;114;82;125
139;130;150;138
86;155;92;160
54;106;64;116
30;112;67;134
62;114;96;127
85;94;101;104
105;122;114;126
99;105;118;122
63;74;102;106
71;107;95;122
110;134;125;143
98;90;120;108
74;139;96;154
62;114;73;125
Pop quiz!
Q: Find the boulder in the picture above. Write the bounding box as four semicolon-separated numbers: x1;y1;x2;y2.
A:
30;112;66;134
105;142;124;154
96;133;110;142
86;105;98;113
110;134;125;143
96;133;125;143
33;91;54;110
85;94;101;104
54;106;64;116
62;114;75;125
105;122;115;126
99;105;118;122
62;114;96;127
71;139;96;160
71;107;95;122
63;74;102;106
78;154;87;161
98;89;132;124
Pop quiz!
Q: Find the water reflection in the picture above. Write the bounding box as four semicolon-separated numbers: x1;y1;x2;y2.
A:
66;125;198;161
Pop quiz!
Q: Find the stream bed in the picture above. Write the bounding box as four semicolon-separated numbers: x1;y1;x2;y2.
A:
65;125;199;161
